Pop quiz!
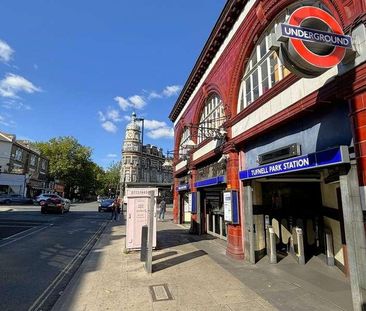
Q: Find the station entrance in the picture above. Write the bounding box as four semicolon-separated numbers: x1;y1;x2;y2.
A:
248;169;347;273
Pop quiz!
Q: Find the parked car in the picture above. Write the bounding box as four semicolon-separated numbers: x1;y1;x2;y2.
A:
98;198;114;212
0;194;33;205
40;197;70;214
35;194;70;208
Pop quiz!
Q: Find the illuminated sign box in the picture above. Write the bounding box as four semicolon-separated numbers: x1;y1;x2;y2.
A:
239;146;349;180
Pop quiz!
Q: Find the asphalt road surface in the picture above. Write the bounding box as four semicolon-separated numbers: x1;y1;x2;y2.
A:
0;201;111;311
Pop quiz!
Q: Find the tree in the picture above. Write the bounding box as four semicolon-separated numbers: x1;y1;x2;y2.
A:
34;136;98;199
100;161;121;196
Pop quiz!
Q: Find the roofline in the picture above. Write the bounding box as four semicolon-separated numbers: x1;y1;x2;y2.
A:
169;0;247;122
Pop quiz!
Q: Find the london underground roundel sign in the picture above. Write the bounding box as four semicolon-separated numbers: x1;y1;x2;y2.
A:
278;6;352;78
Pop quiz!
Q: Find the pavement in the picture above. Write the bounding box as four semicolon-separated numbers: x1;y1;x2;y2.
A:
51;208;353;311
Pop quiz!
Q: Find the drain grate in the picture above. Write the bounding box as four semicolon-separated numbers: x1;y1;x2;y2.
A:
149;284;174;302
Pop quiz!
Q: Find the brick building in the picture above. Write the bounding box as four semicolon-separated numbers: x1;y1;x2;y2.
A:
169;1;366;308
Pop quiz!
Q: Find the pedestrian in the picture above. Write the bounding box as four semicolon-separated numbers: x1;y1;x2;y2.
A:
110;199;117;220
158;198;166;221
116;198;121;221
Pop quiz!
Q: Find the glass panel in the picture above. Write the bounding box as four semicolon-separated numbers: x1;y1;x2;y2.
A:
245;77;251;106
270;52;280;86
259;37;267;59
261;61;269;93
252;69;259;101
214;215;220;234
208;213;213;232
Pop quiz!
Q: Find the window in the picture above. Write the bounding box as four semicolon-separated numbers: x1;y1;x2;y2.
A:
15;149;23;161
30;155;36;166
198;94;225;144
238;13;290;112
178;127;191;160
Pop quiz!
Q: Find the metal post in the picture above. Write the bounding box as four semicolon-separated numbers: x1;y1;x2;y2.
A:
269;227;277;264
324;228;335;266
244;185;255;264
144;191;155;274
140;225;148;262
296;227;305;265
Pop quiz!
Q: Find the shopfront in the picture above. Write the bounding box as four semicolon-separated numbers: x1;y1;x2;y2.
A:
177;183;191;224
195;161;228;240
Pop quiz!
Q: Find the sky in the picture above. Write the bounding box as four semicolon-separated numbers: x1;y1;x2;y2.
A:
0;0;226;169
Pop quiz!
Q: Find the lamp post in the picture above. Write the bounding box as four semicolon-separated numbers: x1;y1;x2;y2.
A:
134;115;144;182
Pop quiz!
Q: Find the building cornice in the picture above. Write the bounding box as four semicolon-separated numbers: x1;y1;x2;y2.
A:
169;0;248;122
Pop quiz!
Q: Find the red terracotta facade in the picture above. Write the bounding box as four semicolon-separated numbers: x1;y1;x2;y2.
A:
170;0;366;260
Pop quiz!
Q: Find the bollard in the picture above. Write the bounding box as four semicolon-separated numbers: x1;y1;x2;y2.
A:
140;225;148;262
269;227;277;264
324;228;335;266
296;227;305;265
266;225;271;258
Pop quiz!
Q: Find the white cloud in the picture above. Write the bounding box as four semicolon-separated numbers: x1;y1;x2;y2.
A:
114;96;130;111
101;121;117;133
124;115;132;122
98;111;106;122
0;40;14;63
0;73;41;98
0;114;15;127
147;91;162;99
2;100;31;110
162;85;181;97
106;108;122;122
107;153;117;158
144;119;168;130
147;127;174;139
142;118;174;139
128;95;146;109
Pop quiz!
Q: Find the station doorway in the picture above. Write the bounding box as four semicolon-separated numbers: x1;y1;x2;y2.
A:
249;172;347;273
200;188;227;240
261;181;324;261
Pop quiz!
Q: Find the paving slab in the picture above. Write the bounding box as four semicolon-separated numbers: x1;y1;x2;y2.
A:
52;210;352;311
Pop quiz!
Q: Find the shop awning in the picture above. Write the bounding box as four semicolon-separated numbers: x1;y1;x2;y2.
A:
195;175;225;188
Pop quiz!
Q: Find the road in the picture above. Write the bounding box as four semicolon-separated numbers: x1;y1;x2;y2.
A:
0;201;111;311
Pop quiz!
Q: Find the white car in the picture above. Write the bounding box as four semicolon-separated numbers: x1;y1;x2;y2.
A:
35;194;71;208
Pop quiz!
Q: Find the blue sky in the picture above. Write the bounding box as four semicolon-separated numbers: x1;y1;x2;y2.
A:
0;0;225;168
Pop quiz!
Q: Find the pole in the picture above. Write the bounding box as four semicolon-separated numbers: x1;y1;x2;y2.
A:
145;190;155;274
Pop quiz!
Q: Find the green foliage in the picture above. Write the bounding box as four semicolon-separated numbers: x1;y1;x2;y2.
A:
98;161;121;196
34;136;117;198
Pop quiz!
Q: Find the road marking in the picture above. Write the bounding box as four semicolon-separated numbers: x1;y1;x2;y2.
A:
0;225;51;248
28;220;108;311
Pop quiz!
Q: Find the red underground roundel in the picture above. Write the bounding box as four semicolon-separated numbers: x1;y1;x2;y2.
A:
278;6;352;77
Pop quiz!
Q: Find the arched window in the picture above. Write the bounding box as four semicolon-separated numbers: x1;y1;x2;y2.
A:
238;13;290;112
198;94;225;144
178;127;190;159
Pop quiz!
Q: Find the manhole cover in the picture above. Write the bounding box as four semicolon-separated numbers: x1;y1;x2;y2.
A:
149;284;174;302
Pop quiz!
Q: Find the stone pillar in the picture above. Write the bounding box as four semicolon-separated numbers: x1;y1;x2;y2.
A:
189;167;199;234
347;93;366;310
225;151;244;260
339;164;366;311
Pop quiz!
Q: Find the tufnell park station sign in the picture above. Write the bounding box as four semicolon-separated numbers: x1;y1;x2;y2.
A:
239;147;349;180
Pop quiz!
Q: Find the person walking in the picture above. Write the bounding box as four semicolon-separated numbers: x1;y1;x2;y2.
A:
158;198;166;221
110;198;118;220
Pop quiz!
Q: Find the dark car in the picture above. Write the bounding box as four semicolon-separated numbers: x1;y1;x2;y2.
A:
0;194;33;205
98;199;114;212
40;197;70;214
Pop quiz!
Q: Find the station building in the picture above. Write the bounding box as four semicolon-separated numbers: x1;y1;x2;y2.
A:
169;0;366;308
